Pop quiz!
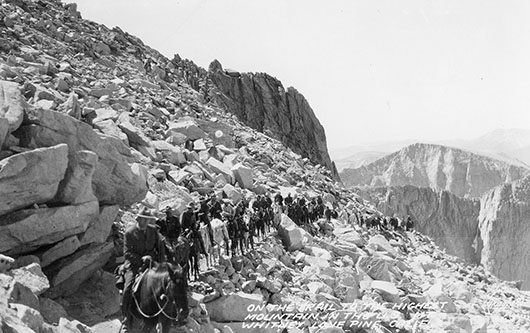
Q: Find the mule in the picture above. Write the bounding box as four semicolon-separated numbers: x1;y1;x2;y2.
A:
167;234;190;282
186;229;203;281
198;223;215;268
210;218;230;260
126;262;188;333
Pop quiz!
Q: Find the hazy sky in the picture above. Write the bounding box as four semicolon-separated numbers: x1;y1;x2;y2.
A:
75;0;530;150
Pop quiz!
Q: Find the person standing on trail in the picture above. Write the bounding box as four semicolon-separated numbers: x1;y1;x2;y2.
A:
406;215;414;231
121;207;166;333
324;205;332;222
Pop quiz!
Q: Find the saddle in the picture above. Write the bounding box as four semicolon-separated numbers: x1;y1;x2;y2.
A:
114;261;153;291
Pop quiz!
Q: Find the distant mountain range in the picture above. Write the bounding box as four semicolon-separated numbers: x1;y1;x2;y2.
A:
332;129;530;171
340;142;530;198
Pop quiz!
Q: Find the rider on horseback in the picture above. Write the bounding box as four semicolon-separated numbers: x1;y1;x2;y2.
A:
122;206;166;333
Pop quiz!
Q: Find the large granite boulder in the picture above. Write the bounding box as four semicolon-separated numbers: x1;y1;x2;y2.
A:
0;144;68;216
10;263;50;296
231;163;253;189
276;214;308;251
78;205;119;246
44;242;114;298
165;119;205;141
0;201;99;255
53;150;98;205
0;80;25;134
16;109;148;205
40;236;80;268
0;117;9;148
205;291;266;322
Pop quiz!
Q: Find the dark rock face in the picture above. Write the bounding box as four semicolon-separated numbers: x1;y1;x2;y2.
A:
208;60;339;180
477;176;530;290
359;185;481;264
361;176;530;290
342;143;529;198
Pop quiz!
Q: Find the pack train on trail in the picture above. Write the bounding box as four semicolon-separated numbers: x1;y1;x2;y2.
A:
115;190;414;332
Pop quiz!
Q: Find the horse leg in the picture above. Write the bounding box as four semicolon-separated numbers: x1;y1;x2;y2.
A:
250;232;254;250
239;236;244;255
193;254;199;280
188;256;194;281
159;318;171;333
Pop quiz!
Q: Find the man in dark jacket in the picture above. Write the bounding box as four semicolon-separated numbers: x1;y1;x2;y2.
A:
181;201;198;232
122;207;166;333
165;207;181;242
209;196;223;220
285;193;293;206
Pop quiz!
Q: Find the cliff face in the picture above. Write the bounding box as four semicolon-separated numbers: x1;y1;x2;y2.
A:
361;176;530;289
359;186;481;264
208;60;339;180
342;143;529;198
477;176;530;289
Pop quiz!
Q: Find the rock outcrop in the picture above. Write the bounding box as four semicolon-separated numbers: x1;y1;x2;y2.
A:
342;143;529;198
17;108;148;206
0;144;68;216
0;201;99;256
359;186;481;263
208;60;339;180
360;176;530;290
477;176;530;290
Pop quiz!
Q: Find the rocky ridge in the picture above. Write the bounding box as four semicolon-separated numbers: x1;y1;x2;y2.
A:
166;56;340;181
359;176;530;290
207;60;339;181
341;143;530;198
0;1;529;333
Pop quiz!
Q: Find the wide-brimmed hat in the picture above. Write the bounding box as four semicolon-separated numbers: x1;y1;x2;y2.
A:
137;207;157;220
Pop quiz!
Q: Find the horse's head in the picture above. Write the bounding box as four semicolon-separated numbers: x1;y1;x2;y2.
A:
164;262;189;321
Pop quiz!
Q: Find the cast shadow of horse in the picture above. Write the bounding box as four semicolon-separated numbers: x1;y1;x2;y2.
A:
126;262;189;333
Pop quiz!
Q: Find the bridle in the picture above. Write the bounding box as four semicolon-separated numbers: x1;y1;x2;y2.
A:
132;270;182;321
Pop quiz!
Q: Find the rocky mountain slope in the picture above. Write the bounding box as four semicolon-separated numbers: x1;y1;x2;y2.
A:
359;175;530;290
341;143;530;198
207;60;339;181
1;1;530;333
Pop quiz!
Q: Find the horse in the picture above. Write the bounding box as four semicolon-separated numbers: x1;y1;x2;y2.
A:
210;218;230;259
244;212;256;250
252;209;265;241
183;229;203;281
228;215;246;256
127;262;189;333
167;234;190;282
198;223;215;269
271;203;284;229
262;206;273;234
